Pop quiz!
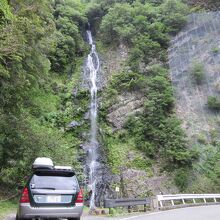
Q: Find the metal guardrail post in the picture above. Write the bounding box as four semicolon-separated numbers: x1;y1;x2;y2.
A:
153;198;159;211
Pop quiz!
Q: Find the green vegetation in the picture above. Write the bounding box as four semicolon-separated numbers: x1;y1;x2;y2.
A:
189;144;220;193
0;0;87;191
191;61;205;84
100;0;188;45
100;125;153;175
174;168;189;191
211;47;220;54
0;200;17;219
95;0;199;190
0;0;13;21
207;96;220;110
1;0;218;202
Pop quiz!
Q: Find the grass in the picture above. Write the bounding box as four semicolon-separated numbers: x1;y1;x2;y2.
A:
0;200;18;220
100;124;153;175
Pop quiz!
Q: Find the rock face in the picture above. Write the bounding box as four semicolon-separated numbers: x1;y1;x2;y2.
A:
169;12;220;143
100;44;145;129
101;44;129;80
107;92;145;129
121;169;178;197
97;43;178;199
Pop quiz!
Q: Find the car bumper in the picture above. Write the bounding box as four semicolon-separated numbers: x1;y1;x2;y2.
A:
17;203;83;219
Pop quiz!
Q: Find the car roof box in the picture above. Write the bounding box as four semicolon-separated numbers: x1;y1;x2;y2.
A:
32;157;54;170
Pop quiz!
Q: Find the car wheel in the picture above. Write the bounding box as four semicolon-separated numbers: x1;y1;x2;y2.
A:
16;214;32;220
68;218;80;220
16;214;22;220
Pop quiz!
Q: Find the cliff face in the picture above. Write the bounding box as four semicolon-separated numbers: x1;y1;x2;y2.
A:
98;11;220;197
168;12;220;192
80;1;220;200
107;92;145;130
97;44;178;197
169;12;220;144
99;44;146;130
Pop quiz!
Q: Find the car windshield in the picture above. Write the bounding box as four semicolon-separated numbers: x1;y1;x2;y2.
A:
30;175;78;190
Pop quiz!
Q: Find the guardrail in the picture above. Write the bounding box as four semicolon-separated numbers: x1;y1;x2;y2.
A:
104;198;151;213
156;194;220;209
104;194;220;214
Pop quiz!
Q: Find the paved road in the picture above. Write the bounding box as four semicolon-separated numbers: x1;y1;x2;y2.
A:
106;205;220;220
5;205;220;220
83;205;220;220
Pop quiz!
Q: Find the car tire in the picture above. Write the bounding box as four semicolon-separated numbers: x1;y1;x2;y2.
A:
16;214;32;220
68;218;80;220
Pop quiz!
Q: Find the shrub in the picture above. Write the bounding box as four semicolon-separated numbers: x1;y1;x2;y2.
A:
207;96;220;110
109;71;147;92
174;168;189;191
191;61;205;84
159;0;188;34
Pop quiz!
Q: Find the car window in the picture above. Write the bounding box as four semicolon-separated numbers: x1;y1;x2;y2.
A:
30;175;78;190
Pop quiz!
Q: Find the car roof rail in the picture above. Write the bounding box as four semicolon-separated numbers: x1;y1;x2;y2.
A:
54;166;73;171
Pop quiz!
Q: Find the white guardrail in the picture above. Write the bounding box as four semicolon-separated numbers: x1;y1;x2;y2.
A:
156;194;220;208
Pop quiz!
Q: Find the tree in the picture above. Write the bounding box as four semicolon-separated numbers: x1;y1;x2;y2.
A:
160;0;188;34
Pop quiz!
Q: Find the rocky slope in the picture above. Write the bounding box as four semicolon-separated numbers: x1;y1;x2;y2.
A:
169;11;220;143
97;44;178;197
97;10;220;198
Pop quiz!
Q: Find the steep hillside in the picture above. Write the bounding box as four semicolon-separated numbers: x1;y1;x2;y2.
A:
169;11;220;192
88;0;198;197
1;0;219;206
0;0;88;195
89;0;220;197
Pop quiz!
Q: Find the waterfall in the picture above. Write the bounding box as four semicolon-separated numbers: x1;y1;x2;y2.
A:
85;29;100;210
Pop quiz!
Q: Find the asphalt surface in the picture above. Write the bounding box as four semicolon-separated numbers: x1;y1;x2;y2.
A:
108;205;220;220
5;205;220;220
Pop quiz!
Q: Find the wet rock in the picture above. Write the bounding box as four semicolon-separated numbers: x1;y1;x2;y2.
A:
68;120;80;128
84;111;90;120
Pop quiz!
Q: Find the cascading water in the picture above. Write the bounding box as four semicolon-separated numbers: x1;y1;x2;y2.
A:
85;29;100;210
